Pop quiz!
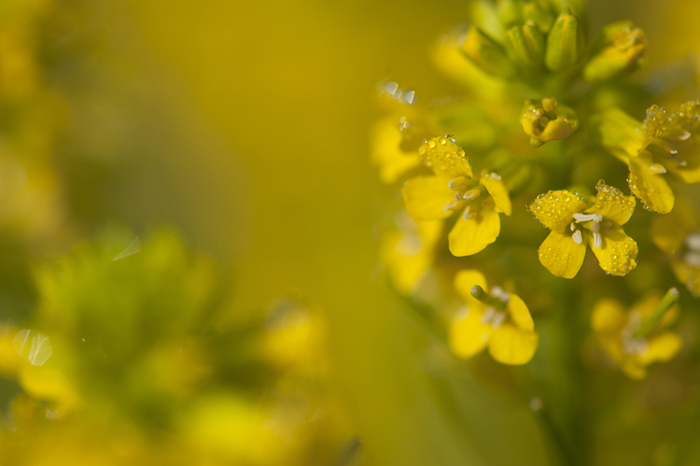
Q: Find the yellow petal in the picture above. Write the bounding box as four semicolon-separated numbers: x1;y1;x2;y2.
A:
488;324;538;365
381;217;442;294
454;269;488;306
588;227;638;276
402;176;457;221
448;207;500;257
528;190;587;231
370;118;421;184
479;172;512;216
620;358;647;380
673;260;700;297
507;294;534;332
587;182;635;226
638;332;683;365
651;197;699;254
538;230;587;279
591;298;626;333
449;307;491;359
627;154;675;214
419;136;473;179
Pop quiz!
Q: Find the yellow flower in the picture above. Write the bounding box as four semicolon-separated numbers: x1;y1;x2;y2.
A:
528;181;638;278
380;211;442;295
592;289;683;379
593;100;700;213
520;97;578;147
449;270;537;365
402;135;512;256
651;197;700;296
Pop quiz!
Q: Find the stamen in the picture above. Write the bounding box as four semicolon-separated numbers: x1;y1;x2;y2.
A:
490;286;511;303
685;233;700;252
593;232;602;248
490;311;506;329
572;230;583;244
480;307;496;325
461;187;482;201
462;206;473;220
569;222;575;231
448;176;469;191
443;201;460;212
573;213;603;223
684;252;700;268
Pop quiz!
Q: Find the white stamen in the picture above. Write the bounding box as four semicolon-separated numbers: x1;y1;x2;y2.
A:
684;252;700;268
569;222;575;231
593;232;602;248
490;286;511;303
462;206;473;220
480;307;496;325
443;201;459;212
573;213;603;223
686;233;700;252
490;311;506;329
572;230;583;244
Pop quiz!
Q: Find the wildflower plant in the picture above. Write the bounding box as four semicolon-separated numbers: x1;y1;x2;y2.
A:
374;0;700;462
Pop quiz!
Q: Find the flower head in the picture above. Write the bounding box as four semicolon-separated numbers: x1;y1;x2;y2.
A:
449;270;537;365
651;197;700;296
402;135;512;256
528;181;637;278
593;100;700;213
592;289;683;379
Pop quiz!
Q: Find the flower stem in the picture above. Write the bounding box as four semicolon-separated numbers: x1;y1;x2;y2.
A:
632;288;679;338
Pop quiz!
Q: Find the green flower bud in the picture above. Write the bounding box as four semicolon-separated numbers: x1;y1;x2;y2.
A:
523;1;556;33
461;27;515;78
545;8;585;72
521;97;579;146
498;0;524;31
583;21;647;84
505;24;545;72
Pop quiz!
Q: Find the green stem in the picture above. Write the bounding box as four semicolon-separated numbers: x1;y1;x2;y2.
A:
632;287;679;338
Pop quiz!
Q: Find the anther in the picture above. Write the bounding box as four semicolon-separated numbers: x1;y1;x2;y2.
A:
448;176;470;191
593;232;602;248
461;187;481;201
443;201;460;212
573;213;603;223
572;230;583;244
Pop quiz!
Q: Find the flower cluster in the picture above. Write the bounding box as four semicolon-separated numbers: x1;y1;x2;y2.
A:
375;0;696;377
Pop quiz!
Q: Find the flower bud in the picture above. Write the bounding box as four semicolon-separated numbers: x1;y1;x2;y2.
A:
545;8;585;72
583;21;647;84
461;27;515;78
523;1;555;33
520;98;579;146
505;24;545;72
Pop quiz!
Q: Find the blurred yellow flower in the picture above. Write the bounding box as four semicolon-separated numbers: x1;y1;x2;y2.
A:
592;289;682;379
594;100;700;213
402;135;511;256
651;197;700;296
449;270;537;365
380;211;442;295
529;181;637;278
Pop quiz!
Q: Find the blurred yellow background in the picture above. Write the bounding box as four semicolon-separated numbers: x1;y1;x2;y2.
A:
4;0;698;464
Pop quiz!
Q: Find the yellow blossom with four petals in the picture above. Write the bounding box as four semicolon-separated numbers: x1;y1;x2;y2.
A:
402;135;512;256
528;181;638;278
449;270;538;365
592;289;683;379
